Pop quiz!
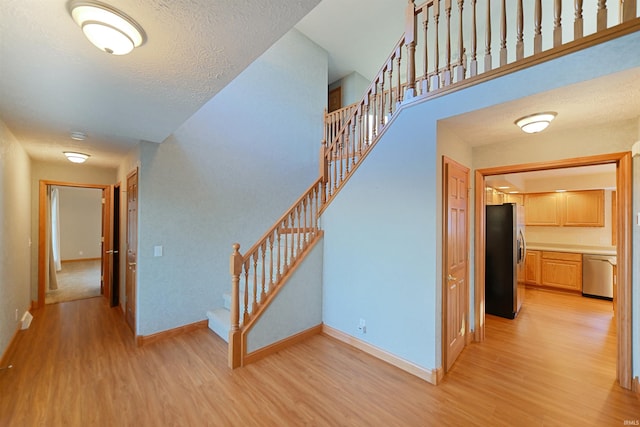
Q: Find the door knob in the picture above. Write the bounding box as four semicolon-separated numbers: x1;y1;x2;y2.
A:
128;262;136;267
448;274;457;281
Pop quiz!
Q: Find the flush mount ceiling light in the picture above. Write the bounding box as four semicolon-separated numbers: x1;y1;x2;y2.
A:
70;131;87;141
68;1;146;55
515;112;557;134
64;151;90;163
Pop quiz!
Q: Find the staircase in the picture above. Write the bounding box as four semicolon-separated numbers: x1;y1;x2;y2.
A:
208;0;640;368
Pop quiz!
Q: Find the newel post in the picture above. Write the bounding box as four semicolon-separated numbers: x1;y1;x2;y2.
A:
405;0;417;99
228;243;243;369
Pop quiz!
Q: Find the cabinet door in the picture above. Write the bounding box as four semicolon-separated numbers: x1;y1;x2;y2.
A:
563;190;604;227
525;250;541;284
540;252;582;291
524;193;560;226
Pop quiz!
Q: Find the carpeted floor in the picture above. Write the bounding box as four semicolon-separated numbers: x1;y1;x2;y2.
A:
46;259;102;305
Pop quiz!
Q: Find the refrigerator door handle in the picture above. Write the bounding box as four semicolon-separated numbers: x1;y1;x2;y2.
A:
517;229;526;264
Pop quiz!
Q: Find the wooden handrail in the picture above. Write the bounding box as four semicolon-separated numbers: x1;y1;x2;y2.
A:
229;0;639;368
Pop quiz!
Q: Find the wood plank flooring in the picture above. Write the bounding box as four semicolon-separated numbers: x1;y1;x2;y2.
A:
0;288;638;426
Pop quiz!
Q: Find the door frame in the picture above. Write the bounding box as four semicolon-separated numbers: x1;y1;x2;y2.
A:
442;156;470;374
37;180;112;308
111;183;121;308
473;151;632;389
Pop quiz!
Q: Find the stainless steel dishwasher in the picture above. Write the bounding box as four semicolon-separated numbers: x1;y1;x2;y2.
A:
582;254;615;300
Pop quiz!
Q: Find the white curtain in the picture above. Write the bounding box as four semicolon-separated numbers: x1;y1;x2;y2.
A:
51;187;62;272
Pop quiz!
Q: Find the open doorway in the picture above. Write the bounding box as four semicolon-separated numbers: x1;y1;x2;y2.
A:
37;181;117;308
474;152;632;390
45;185;102;304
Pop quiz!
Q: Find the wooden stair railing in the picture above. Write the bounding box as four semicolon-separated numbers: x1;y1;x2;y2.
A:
229;0;639;368
228;179;323;368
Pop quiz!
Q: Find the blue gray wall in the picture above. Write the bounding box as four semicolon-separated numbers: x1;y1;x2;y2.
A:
134;29;328;335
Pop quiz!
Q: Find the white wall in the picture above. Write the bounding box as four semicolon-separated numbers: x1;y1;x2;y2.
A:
30;161;117;301
57;186;103;261
329;71;370;106
0;120;31;359
134;29;328;336
322;107;439;370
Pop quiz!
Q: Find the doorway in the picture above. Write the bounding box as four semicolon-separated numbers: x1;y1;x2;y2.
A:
38;180;116;308
473;152;633;389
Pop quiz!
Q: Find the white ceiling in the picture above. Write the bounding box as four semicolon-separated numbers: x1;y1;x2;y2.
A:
0;0;638;176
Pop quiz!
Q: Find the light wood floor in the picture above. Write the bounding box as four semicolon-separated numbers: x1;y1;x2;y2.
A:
1;288;637;426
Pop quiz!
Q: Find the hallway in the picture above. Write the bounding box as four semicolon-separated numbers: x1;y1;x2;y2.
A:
0;290;637;426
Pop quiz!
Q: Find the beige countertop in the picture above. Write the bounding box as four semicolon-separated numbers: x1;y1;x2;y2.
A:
526;242;617;256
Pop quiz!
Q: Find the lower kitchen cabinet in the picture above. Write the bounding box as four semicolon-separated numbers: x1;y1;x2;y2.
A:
525;250;582;292
525;250;541;285
540;251;582;291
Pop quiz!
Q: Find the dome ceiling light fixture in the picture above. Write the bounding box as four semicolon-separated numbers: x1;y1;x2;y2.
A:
64;151;90;163
68;1;146;55
70;131;87;141
515;112;557;134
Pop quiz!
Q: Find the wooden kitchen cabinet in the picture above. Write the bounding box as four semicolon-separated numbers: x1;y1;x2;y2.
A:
525;250;541;285
524;190;604;227
524;193;560;226
540;251;582;292
562;190;604;227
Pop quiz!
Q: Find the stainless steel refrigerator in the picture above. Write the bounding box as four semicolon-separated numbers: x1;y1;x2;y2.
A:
485;203;526;319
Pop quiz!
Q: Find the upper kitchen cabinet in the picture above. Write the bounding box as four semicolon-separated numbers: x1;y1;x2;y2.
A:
524;193;560;226
562;190;604;227
524;190;604;227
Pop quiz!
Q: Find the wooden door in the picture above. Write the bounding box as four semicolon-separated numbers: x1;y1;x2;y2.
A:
125;170;138;333
443;156;469;372
101;186;113;301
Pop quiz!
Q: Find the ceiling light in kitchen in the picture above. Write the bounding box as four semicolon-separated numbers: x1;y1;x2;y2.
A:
515;112;557;134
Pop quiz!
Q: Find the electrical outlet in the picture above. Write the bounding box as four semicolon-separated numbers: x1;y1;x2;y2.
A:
358;318;366;334
14;309;18;321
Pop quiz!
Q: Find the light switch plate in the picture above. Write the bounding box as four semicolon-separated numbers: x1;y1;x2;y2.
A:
154;245;163;257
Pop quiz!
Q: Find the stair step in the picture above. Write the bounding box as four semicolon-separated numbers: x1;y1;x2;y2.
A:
206;308;230;342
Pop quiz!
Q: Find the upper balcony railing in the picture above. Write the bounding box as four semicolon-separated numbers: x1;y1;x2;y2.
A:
320;0;639;206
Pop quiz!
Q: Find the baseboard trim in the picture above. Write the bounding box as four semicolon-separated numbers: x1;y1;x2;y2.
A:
322;324;441;385
632;376;640;394
136;319;208;347
243;324;323;366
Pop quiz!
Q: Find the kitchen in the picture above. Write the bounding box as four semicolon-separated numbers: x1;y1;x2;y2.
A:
485;163;617;319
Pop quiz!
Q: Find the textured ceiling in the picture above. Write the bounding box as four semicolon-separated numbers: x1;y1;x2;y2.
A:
1;0;638;174
0;0;320;167
439;67;640;147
